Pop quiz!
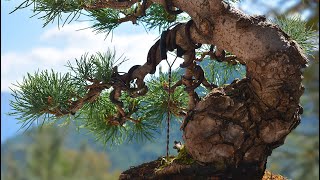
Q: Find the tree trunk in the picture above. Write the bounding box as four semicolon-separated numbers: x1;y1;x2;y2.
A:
121;0;307;179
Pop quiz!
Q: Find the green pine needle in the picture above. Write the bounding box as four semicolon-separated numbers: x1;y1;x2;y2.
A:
197;45;246;89
9;48;163;145
204;60;245;88
140;70;188;128
78;92;126;146
140;3;178;31
273;16;318;57
78;91;159;146
9;50;124;134
10;0;84;27
121;92;160;143
66;50;126;92
10;0;126;36
9;70;77;130
86;8;121;36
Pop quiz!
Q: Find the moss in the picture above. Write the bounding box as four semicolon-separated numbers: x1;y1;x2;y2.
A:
154;145;195;173
174;145;195;164
212;160;228;171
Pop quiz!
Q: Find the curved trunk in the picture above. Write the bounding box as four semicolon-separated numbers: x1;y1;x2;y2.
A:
121;0;307;179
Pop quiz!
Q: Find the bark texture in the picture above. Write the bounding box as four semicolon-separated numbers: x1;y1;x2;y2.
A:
170;0;307;178
121;0;307;179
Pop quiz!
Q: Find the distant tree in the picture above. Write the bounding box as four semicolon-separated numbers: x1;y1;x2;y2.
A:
1;126;120;180
9;0;317;179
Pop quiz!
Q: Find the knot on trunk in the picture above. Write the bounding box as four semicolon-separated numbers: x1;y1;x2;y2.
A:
183;44;307;178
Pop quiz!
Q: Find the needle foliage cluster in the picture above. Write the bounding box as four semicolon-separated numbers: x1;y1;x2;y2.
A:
9;50;190;145
273;16;318;57
10;0;185;35
10;70;77;130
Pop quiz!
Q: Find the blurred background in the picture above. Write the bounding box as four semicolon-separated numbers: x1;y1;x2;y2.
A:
1;0;319;179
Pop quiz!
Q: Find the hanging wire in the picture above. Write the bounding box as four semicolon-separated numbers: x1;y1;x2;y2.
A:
165;55;178;159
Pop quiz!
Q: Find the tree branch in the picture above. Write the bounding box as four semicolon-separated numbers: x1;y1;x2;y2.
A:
117;0;152;24
83;0;140;10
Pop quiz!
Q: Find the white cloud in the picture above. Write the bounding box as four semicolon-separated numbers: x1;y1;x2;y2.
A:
2;22;183;92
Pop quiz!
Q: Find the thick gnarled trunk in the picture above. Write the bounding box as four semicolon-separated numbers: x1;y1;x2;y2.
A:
121;0;307;179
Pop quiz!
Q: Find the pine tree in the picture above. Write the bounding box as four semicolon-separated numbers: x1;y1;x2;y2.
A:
9;0;317;179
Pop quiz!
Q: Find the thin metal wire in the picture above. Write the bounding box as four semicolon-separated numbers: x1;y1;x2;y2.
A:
165;56;178;159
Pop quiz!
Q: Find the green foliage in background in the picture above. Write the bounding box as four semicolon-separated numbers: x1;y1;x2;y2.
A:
1;126;120;180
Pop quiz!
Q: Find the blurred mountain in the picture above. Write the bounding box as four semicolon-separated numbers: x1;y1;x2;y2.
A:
1;92;23;143
1;126;120;180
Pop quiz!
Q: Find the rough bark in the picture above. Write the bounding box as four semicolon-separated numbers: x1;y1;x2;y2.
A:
119;0;307;179
166;0;306;178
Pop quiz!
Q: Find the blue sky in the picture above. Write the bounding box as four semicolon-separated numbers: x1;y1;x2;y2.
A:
1;0;303;143
1;0;46;52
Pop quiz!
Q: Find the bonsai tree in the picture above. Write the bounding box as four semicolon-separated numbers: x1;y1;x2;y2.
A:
9;0;316;179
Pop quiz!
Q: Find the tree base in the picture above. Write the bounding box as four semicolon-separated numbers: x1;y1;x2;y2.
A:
119;158;287;180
